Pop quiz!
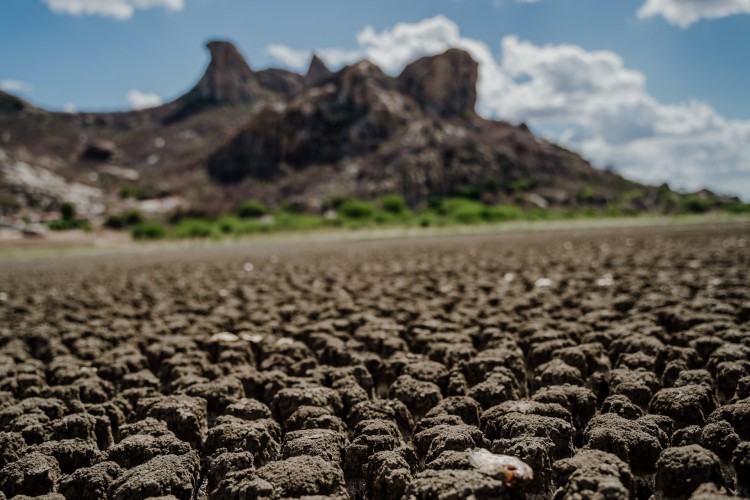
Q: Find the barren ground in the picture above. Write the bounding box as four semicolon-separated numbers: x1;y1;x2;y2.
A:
1;223;749;499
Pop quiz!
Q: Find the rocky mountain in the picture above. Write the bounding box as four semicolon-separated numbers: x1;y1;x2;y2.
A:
1;40;674;221
205;48;645;209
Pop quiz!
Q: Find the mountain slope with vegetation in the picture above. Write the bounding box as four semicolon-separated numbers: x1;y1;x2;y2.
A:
1;41;743;239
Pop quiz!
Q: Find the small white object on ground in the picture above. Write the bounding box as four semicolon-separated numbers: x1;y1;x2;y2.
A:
211;331;239;343
468;448;534;487
534;277;553;288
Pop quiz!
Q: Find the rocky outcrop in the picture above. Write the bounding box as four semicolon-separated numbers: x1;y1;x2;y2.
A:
206;60;418;183
0;91;28;114
256;68;304;97
183;41;262;105
398;49;478;118
205;49;627;208
305;55;333;86
0;41;676;217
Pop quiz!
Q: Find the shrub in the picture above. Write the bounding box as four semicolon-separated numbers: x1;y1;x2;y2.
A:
131;222;166;240
381;194;407;214
456;186;483;200
104;215;125;229
339;200;375;219
217;215;239;234
418;214;436;227
174;219;217;239
120;185;145;200
484;205;523;222
48;219;89;231
60;202;76;221
680;196;714;214
105;210;144;230
238;200;268;218
577;187;597;204
509;178;537;193
443;198;485;224
721;202;750;214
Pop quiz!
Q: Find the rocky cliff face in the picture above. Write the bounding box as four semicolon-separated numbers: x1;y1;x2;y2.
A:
183;41;262;104
398;48;478;118
205;49;634;208
207;60;419;183
305;55;333;86
0;43;667;217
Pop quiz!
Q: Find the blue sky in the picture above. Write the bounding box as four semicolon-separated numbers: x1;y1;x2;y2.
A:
1;0;749;197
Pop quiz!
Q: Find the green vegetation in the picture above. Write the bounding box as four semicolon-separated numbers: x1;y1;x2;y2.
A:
120;185;146;200
339;200;375;219
60;202;75;221
48;202;90;231
105;210;144;229
679;195;714;214
380;194;407;214
130;221;167;240
722;202;750;214
43;192;750;242
508;178;537;194
237;200;268;218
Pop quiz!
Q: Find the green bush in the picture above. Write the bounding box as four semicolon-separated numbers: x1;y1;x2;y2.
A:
60;202;76;221
323;196;351;211
577;187;597;204
428;196;444;211
174;218;217;239
131;221;166;240
104;215;125;229
456;186;483;200
483;205;523;222
120;185;145;200
217;215;239;234
621;189;645;204
374;211;397;224
680;196;714;214
381;194;407;214
339;200;375;219
442;198;486;224
48;219;90;231
509;178;537;193
106;210;144;229
418;213;438;227
721;202;750;214
238;200;268;218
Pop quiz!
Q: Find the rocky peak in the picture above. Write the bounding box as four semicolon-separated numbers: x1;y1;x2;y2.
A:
304;55;333;86
184;40;262;104
0;91;30;114
398;49;478;118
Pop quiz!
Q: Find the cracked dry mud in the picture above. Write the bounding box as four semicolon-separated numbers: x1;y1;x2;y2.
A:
0;223;749;500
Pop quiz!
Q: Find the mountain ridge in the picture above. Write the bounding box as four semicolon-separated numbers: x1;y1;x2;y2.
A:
0;40;708;221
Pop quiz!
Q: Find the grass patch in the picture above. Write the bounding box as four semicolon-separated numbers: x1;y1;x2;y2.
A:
339;200;375;220
108;194;750;243
130;221;167;240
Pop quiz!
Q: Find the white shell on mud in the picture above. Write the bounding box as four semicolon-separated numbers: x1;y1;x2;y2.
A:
468;448;534;487
210;331;240;343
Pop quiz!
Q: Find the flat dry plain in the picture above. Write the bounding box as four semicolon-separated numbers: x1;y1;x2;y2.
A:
1;223;749;500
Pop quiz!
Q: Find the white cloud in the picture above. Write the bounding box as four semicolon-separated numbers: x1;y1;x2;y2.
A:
126;89;162;110
637;0;750;27
43;0;184;20
266;44;311;72
266;16;750;198
0;80;31;93
62;103;78;113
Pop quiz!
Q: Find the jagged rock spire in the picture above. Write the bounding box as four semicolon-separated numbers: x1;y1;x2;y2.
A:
184;41;262;104
304;54;333;86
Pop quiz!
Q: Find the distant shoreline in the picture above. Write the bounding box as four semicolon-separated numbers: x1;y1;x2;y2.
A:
1;213;748;263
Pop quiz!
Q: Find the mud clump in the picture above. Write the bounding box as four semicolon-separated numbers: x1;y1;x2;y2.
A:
0;224;749;497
